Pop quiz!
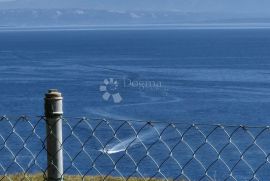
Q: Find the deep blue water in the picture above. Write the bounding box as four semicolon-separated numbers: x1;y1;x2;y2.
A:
1;29;270;124
1;29;270;180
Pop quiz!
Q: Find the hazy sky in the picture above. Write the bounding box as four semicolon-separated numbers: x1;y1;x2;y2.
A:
0;0;269;15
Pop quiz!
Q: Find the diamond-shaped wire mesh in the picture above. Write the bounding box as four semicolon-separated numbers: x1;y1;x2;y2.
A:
0;116;47;180
62;118;270;181
1;116;270;181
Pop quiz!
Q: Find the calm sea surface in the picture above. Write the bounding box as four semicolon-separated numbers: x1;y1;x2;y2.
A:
1;29;270;124
1;29;270;179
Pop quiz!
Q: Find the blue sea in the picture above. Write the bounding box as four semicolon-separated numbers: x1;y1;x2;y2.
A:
1;28;270;124
1;28;270;180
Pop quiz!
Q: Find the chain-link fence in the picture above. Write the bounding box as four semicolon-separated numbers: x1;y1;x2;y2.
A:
1;116;270;181
62;117;270;181
0;89;270;181
0;116;47;180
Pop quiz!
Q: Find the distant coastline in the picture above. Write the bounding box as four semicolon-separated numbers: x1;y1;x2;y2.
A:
1;23;270;31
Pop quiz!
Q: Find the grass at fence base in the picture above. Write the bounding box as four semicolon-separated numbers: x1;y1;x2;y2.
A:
3;173;181;181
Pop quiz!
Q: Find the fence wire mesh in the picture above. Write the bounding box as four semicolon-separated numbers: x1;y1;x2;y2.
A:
0;116;47;180
0;116;270;181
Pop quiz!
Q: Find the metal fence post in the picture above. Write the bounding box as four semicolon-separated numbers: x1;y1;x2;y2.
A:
45;89;64;181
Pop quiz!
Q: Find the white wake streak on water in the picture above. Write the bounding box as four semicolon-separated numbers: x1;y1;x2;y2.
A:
84;97;183;121
101;137;138;154
100;127;160;154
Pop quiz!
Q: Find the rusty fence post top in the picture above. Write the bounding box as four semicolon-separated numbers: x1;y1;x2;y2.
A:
45;89;63;116
45;89;63;99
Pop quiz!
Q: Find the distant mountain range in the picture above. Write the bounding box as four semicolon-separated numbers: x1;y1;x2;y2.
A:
0;9;270;27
